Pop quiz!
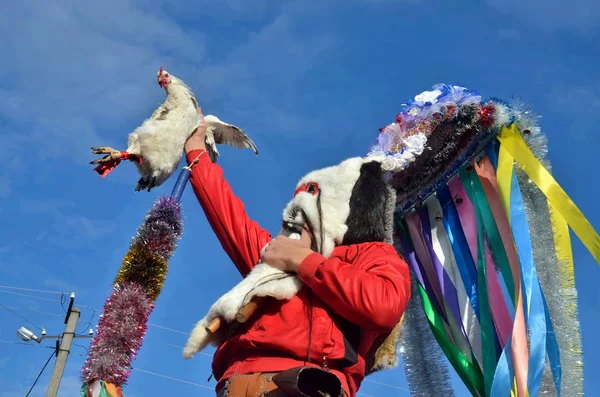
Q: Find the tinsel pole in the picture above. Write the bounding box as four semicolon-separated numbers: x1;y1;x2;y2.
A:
80;167;191;396
398;273;456;397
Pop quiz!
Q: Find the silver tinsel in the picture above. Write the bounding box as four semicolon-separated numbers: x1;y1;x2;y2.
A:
512;100;583;396
398;267;456;396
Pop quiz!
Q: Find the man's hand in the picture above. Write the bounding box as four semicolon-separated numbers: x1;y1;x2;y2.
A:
184;107;208;154
262;227;314;273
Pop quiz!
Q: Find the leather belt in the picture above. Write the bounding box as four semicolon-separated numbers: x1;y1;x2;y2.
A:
218;372;284;397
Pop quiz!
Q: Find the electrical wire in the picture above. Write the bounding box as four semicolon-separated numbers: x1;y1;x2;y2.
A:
162;342;213;357
147;323;189;335
25;349;56;397
0;285;66;295
132;368;214;390
76;308;96;336
72;342;89;355
0;305;62;317
0;302;42;330
0;289;62;303
0;339;56;350
363;378;411;391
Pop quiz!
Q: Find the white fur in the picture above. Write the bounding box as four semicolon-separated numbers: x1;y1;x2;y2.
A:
283;157;363;257
127;74;201;188
183;235;303;359
183;157;371;359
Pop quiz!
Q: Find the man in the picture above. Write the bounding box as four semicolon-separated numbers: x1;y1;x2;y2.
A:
184;108;411;397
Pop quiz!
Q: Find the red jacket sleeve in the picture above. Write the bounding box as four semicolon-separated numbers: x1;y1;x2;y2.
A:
186;149;272;276
297;243;411;332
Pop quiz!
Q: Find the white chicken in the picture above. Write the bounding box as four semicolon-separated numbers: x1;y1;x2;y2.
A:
91;66;259;191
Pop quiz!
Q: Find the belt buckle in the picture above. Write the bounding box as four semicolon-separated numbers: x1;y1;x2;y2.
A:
217;380;229;397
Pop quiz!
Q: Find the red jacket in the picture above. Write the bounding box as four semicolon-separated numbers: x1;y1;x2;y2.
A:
187;150;411;396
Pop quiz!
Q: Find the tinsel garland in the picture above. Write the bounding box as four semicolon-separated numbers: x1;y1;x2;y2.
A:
508;101;583;395
82;283;154;384
398;273;456;396
517;170;583;396
81;196;183;391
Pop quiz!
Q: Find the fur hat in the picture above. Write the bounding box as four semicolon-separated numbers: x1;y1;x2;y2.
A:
282;157;402;374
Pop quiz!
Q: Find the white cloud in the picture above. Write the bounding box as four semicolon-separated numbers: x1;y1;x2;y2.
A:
485;0;600;34
19;198;117;248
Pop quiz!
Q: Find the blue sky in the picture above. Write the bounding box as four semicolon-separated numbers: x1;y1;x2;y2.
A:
0;0;599;395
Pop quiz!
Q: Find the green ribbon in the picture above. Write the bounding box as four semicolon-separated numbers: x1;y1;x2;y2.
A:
460;169;515;304
418;282;485;396
460;169;500;396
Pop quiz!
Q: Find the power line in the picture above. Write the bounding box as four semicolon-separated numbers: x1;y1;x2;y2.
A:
363;378;410;392
0;302;42;330
0;305;63;317
0;285;66;295
162;342;214;357
76;308;96;336
132;368;214;390
0;339;37;347
25;349;56;397
0;289;62;303
147;323;189;335
0;339;56;350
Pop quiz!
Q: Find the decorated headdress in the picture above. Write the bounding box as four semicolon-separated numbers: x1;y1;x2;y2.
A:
369;84;599;396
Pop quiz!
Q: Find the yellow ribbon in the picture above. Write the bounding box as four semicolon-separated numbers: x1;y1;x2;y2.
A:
497;124;600;265
549;204;575;286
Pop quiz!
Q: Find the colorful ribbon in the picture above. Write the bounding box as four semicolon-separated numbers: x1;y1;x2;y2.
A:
426;195;483;364
497;124;600;264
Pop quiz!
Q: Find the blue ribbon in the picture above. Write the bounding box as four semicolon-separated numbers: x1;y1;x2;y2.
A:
490;329;515;397
437;185;480;318
489;158;562;396
509;169;562;395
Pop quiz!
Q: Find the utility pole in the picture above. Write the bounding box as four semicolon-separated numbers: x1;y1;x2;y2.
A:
15;293;93;396
46;294;81;397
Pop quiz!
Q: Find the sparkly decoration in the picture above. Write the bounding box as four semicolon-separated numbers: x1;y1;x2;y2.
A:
514;116;583;396
81;283;154;385
399;276;455;397
81;195;184;395
115;248;168;301
370;84;597;395
132;196;183;260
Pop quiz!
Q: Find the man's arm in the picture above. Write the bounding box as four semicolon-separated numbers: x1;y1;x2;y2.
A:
184;109;271;277
186;150;272;276
297;244;411;332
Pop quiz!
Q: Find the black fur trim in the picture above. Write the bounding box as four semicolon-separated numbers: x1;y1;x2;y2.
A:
342;161;389;245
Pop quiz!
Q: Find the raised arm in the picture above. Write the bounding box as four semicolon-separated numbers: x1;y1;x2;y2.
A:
185;109;271;276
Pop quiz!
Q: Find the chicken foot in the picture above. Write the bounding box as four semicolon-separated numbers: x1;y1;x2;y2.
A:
90;146;142;178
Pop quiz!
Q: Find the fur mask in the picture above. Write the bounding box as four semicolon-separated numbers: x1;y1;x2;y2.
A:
282;158;396;257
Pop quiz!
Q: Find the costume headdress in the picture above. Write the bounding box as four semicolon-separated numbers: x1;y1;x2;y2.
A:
372;84;600;396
